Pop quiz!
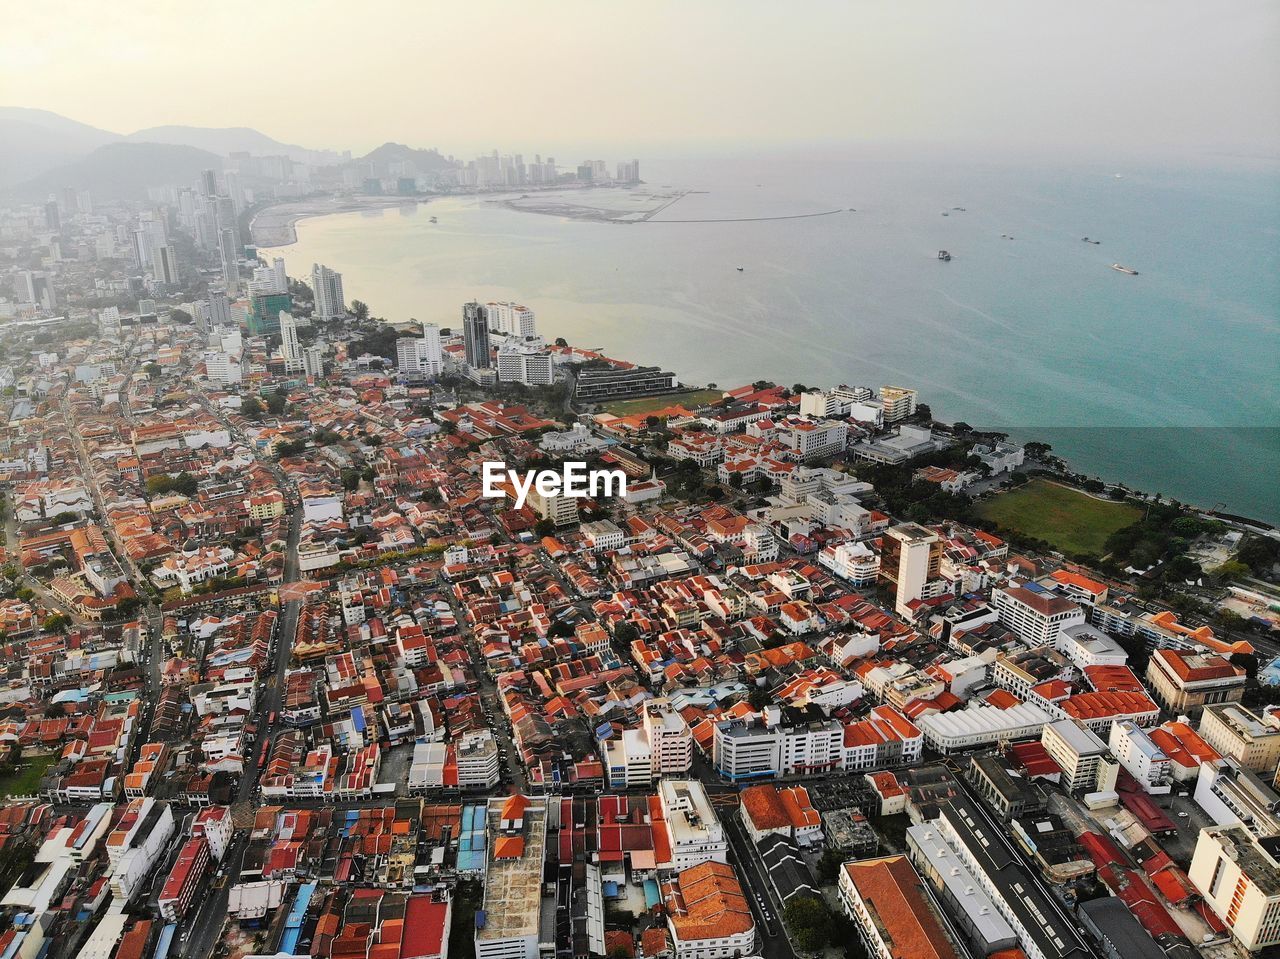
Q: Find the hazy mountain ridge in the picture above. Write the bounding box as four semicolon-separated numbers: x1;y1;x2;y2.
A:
8;141;224;199
0;107;347;192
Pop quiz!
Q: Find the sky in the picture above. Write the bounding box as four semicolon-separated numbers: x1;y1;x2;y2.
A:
4;0;1279;159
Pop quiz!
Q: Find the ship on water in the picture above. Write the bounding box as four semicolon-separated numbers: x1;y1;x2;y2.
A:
1111;263;1139;275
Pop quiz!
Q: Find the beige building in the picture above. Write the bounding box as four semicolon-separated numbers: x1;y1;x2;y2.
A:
1145;648;1246;718
1198;704;1280;775
1188;825;1280;952
1041;718;1109;793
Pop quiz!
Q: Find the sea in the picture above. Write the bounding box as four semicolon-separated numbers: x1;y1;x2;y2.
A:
261;146;1280;525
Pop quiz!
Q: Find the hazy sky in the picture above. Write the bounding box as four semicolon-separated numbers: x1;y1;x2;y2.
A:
4;0;1278;158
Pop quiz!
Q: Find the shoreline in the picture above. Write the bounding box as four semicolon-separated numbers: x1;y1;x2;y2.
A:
255;192;1279;529
250;195;428;248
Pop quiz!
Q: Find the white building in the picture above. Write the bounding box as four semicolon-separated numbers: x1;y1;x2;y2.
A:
486;301;537;337
881;523;944;617
1041;719;1109;792
312;263;346;320
659;780;728;869
1108;719;1172;794
993;584;1086;648
606;698;693;789
819;540;880;587
917;702;1053;754
397;326;444;381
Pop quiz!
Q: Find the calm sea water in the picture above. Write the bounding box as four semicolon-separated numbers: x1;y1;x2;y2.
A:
263;148;1280;524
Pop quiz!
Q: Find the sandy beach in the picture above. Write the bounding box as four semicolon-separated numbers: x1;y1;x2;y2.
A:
250;195;427;247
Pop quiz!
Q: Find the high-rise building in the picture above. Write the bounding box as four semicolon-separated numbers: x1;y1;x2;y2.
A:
311;264;345;320
150;244;178;287
272;257;288;294
248;293;290;335
302;345;325;379
485;301;537;337
616;159;640;183
208;289;232;328
462;301;491;368
396;323;443;381
880;523;944;617
199;169;218;197
1189;826;1280;952
880;385;919;423
280;311;303;372
218;229;239;290
44;199;61;231
18;271;57;311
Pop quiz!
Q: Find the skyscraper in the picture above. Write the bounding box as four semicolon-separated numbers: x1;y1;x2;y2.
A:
207;290;232;328
272;258;288;294
151;244;178;288
462;301;491;368
879;523;944;617
280;311;304;372
218;229;239;290
311;264;345;321
199;169;218;197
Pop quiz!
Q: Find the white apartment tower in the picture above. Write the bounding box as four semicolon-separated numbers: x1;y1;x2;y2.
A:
880;523;944;617
280;311;304;373
312;263;346;320
486;301;537;337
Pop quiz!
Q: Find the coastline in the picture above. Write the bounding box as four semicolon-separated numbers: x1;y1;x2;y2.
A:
257;166;1280;527
249;196;428;248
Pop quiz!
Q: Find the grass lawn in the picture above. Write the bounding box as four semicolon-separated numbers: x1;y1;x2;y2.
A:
603;388;723;417
975;478;1141;557
0;754;54;799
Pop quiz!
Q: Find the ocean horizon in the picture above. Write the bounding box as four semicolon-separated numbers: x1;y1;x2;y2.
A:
262;147;1280;524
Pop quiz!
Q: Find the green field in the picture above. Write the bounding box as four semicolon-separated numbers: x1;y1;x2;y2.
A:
975;479;1140;557
603;389;723;416
0;755;54;799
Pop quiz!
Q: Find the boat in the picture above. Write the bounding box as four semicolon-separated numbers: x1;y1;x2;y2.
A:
1081;237;1100;244
938;250;952;261
429;215;438;223
952;207;967;212
1111;263;1138;275
941;211;949;216
736;267;744;272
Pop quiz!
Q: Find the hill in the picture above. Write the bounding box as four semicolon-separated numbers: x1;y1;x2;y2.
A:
362;142;452;174
8;141;224;200
0;107;120;187
126;125;337;164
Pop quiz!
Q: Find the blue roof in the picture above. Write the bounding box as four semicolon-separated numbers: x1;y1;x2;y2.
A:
351;707;366;733
644;879;661;909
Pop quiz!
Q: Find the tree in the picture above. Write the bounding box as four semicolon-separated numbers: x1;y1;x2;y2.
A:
265;393;287;416
1023;441;1053;460
1162;554;1202;583
41;614;70;634
554;337;568;347
783;895;835;954
351;300;370;323
144;362;162;380
613;622;640;645
242;397;264;418
747;687;771;710
168;308;192;324
791;383;809;395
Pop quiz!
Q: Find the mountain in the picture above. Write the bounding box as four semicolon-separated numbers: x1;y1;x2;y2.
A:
362;142;452;174
8;142;224;200
0;107;120;187
125;125;337;164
